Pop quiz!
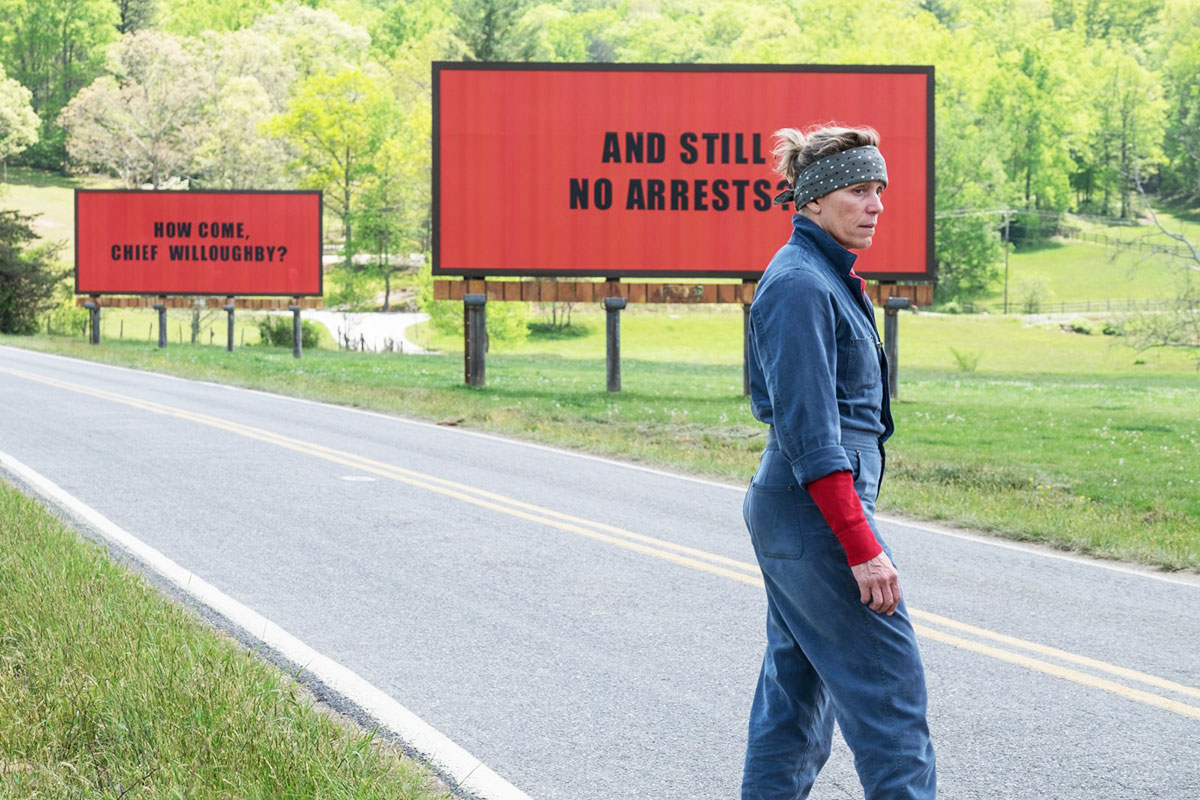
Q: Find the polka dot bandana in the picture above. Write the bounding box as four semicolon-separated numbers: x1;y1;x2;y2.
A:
772;145;889;208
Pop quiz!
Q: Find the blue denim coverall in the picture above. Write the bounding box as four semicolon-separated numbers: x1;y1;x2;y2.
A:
741;214;936;799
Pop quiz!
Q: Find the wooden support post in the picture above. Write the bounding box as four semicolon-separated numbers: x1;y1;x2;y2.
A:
604;296;626;393
154;297;167;348
85;295;101;344
289;297;302;358
883;297;910;399
464;293;487;387
224;296;235;352
742;280;754;396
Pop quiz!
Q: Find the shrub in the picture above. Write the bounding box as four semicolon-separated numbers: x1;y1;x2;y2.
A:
1063;319;1093;335
0;210;65;334
256;315;320;349
949;347;982;372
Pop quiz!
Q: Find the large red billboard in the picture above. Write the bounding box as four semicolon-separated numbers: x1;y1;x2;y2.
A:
75;190;322;296
434;64;933;281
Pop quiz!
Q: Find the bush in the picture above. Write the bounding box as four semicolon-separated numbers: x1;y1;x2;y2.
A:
1063;319;1093;335
414;263;529;346
0;210;65;334
949;347;982;372
937;300;964;315
42;299;89;336
1009;211;1059;250
256;315;320;349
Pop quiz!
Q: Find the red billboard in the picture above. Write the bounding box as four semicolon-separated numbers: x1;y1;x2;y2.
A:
75;190;322;296
434;64;933;281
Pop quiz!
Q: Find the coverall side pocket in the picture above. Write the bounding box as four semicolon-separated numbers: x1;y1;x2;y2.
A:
746;483;805;559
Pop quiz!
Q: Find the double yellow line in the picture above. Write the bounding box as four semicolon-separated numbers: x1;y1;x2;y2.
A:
4;364;1199;721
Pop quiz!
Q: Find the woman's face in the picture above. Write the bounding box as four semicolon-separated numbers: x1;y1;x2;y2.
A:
804;180;885;250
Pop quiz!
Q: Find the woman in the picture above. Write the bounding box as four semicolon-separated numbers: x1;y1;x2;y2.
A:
741;125;936;799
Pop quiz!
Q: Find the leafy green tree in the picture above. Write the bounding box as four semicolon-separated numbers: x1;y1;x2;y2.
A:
116;0;156;33
984;33;1083;211
0;209;65;334
372;0;456;58
1082;43;1166;216
0;64;40;177
59;30;212;187
193;76;289;189
0;0;119;167
453;0;539;60
1158;0;1200;197
267;66;393;266
1050;0;1163;43
524;4;621;61
197;28;295;110
157;0;274;36
252;2;371;80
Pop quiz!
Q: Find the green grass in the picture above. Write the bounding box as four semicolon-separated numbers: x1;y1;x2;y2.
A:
4;325;1197;571
0;480;449;798
997;241;1177;307
980;206;1200;309
66;307;340;350
0;166;116;251
417;306;1198;374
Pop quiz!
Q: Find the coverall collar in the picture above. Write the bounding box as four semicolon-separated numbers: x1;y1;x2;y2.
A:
789;214;858;275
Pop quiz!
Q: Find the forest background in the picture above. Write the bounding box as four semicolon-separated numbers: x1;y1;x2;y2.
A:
1;0;1199;323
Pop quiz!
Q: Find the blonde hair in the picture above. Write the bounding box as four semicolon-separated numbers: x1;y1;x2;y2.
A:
772;124;881;185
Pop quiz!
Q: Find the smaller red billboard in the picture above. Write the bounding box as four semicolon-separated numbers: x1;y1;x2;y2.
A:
75;190;322;296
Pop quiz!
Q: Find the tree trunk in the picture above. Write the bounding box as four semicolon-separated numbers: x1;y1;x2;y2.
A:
343;146;353;269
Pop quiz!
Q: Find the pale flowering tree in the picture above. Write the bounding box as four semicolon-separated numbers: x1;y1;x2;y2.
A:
0;64;40;178
59;30;213;188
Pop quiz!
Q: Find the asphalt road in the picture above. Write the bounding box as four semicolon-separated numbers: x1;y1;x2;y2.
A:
1;344;1197;800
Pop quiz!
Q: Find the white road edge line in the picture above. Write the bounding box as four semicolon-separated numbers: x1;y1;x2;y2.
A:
5;345;1197;589
0;448;533;800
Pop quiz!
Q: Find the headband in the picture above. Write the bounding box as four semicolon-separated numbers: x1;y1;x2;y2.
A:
772;145;888;208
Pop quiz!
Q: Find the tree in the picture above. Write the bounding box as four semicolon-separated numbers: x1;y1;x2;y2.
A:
0;64;40;177
116;0;156;33
1050;0;1163;44
0;209;65;334
192;76;288;189
0;0;119;166
252;2;371;80
157;0;274;36
372;0;456;58
267;66;392;267
354;138;422;311
196;28;295;111
59;30;212;187
453;0;539;61
1158;0;1200;198
1080;41;1161;214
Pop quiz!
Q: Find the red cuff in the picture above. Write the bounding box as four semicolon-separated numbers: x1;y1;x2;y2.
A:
805;470;882;566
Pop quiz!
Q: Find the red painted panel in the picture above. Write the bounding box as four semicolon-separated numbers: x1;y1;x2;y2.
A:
76;191;322;295
435;65;932;280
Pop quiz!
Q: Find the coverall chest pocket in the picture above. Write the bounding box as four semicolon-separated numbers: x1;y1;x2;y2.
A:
836;338;879;394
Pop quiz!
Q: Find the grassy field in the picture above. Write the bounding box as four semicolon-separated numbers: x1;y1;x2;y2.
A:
66;306;340;349
415;304;1196;374
0;480;448;798
5;317;1197;571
